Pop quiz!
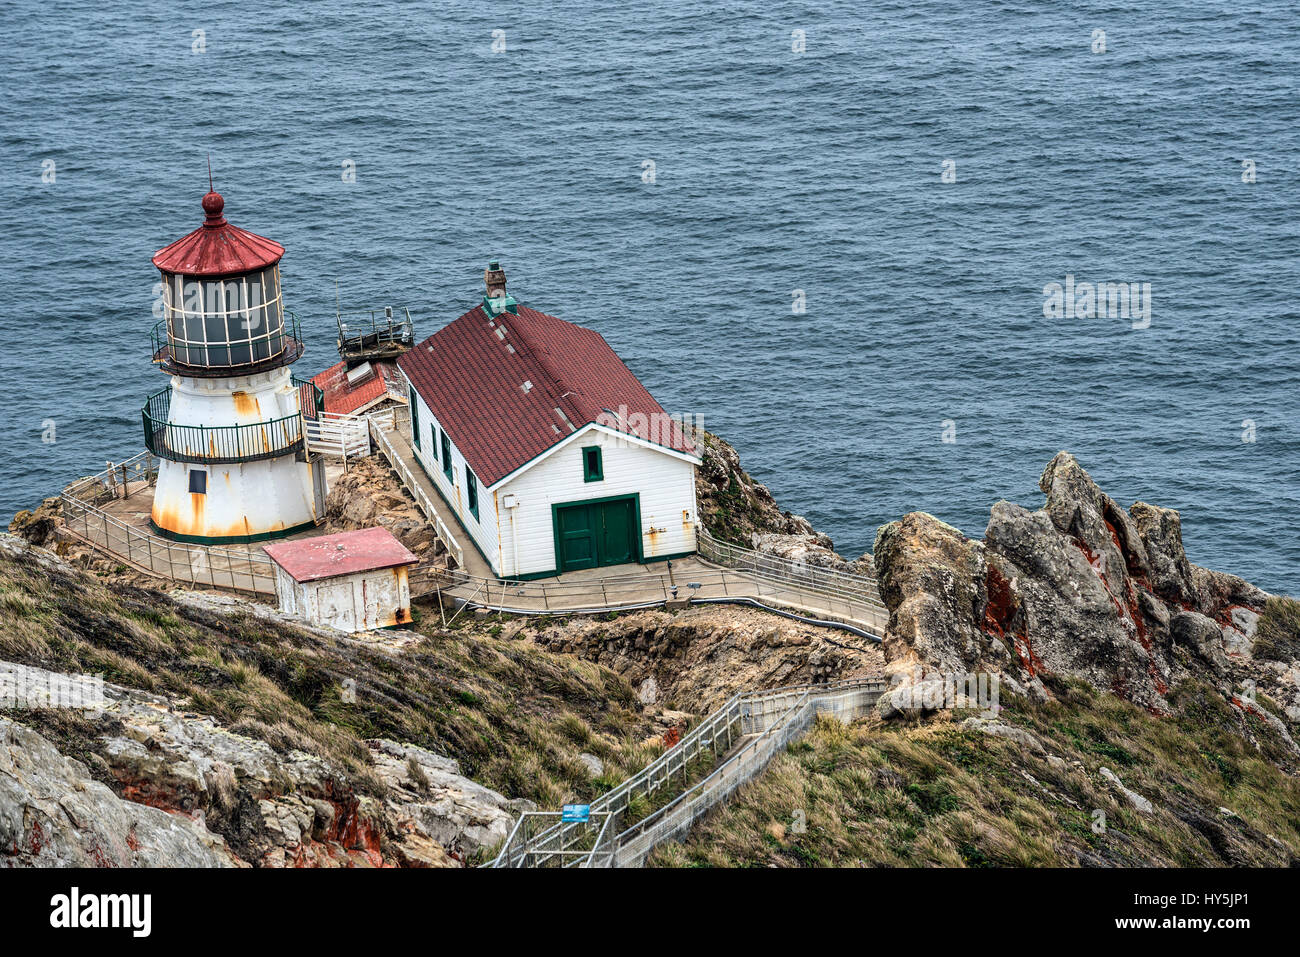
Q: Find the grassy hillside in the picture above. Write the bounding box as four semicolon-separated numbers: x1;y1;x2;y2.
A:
0;541;662;810
651;675;1300;867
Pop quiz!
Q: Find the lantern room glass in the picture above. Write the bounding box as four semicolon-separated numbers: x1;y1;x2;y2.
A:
162;266;286;369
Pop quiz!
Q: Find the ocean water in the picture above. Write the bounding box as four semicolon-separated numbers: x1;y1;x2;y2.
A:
0;1;1296;593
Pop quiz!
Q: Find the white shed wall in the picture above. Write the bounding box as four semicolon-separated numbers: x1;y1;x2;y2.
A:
275;566;413;633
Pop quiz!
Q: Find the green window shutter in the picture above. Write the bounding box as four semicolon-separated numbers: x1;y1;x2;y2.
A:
441;430;453;479
582;446;603;482
466;469;479;520
409;387;421;449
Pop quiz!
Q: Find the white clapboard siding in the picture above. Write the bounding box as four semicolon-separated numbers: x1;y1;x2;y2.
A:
408;391;501;571
497;427;699;578
408;387;699;579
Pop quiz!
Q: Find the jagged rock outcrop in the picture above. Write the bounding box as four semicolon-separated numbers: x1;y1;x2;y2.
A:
7;497;63;547
0;715;239;867
1;661;518;868
873;452;1288;719
873;512;998;685
365;739;517;866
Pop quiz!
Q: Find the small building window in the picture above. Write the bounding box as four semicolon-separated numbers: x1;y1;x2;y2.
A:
466;468;479;520
441;430;453;479
583;446;603;482
188;469;207;494
409;386;421;450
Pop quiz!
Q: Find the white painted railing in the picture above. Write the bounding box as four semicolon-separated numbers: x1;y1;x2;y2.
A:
306;411;371;458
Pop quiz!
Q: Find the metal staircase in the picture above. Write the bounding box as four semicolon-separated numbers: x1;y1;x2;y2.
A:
489;676;887;868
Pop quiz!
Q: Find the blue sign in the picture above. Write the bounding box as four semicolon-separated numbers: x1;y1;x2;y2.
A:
562;804;591;823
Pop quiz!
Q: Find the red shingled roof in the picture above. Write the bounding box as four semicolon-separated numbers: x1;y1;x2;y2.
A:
152;191;284;278
399;303;697;487
312;360;407;416
263;527;418;583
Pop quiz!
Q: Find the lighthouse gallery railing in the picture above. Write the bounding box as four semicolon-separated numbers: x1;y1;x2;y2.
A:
141;377;323;465
149;311;306;377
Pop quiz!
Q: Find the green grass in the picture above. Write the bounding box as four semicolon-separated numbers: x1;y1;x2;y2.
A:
650;679;1300;868
0;547;662;811
1254;596;1300;661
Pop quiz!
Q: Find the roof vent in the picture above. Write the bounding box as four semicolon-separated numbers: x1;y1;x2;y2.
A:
346;361;375;387
521;380;533;394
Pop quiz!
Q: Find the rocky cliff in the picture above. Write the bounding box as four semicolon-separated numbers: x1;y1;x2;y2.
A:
656;453;1300;868
871;452;1295;734
0;533;669;867
6;442;1297;869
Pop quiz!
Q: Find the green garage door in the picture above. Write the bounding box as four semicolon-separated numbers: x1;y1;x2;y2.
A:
554;497;639;572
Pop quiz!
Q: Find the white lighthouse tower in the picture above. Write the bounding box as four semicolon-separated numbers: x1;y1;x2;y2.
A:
143;186;325;543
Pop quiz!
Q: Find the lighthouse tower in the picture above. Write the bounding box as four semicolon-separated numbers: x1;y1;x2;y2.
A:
143;188;324;543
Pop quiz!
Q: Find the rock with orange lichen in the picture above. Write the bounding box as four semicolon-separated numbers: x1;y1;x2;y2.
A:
0;715;240;868
1;660;521;868
873;452;1284;720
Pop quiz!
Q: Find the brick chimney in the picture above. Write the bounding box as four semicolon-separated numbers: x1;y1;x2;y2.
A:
482;259;518;316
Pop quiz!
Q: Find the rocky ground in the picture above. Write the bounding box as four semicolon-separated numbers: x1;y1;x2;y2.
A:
323;456;447;562
5;439;1297;868
655;451;1300;867
526;605;883;714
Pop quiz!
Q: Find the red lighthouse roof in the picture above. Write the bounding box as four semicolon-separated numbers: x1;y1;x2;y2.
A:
152;190;285;278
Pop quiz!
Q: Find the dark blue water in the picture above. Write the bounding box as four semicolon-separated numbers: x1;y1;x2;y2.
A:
1;1;1297;593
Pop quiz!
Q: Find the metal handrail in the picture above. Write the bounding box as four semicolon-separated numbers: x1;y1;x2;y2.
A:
613;678;886;866
613;690;811;861
438;563;887;637
432;532;884;616
489;676;886;868
337;306;414;352
59;453;278;596
141;386;310;465
293;375;324;417
369;418;465;569
697;527;884;608
150;311;306;376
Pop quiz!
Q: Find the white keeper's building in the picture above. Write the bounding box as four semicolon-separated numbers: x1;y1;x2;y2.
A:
398;261;701;580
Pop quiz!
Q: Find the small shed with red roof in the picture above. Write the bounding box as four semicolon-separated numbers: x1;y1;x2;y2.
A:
311;359;408;417
398;262;702;579
263;527;418;632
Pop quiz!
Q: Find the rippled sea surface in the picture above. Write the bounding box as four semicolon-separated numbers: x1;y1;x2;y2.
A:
1;1;1296;592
